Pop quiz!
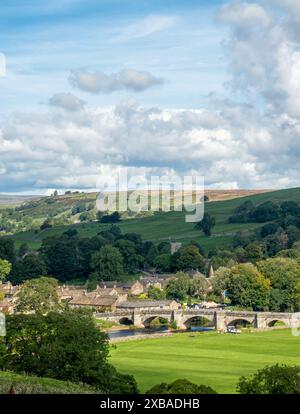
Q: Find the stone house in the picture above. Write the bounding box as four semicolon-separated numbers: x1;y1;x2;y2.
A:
69;294;120;312
98;280;144;296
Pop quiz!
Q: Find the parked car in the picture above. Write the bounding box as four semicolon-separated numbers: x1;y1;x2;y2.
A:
226;326;241;334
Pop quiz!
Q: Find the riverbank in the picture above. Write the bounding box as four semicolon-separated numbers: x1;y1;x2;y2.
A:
109;330;175;343
110;329;299;393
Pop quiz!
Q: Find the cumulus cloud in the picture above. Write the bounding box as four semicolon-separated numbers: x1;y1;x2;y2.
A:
2;1;300;192
1;96;300;193
69;69;164;94
217;1;271;28
218;0;300;118
49;93;85;111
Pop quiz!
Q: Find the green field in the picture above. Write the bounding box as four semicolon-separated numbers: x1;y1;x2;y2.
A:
109;329;300;393
8;187;300;251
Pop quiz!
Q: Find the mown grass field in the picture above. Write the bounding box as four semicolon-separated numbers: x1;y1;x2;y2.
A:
109;329;300;393
9;187;300;252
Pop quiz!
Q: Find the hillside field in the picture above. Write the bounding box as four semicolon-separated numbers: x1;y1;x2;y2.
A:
109;329;300;393
0;371;100;394
7;187;300;251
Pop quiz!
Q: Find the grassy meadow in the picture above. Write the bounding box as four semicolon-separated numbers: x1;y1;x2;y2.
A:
109;329;300;393
8;187;300;251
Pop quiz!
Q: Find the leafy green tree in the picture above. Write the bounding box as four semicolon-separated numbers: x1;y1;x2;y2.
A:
41;235;81;281
114;239;142;272
146;379;217;394
1;310;138;393
251;201;279;222
0;259;12;282
189;275;209;299
173;245;204;272
147;286;166;300
11;253;47;284
166;272;191;302
257;257;300;311
91;245;124;281
210;249;237;269
280;201;300;217
145;244;159;266
196;213;216;236
15;277;61;314
264;229;289;256
98;211;120;223
153;254;172;272
18;243;29;259
244;242;264;262
226;263;270;310
211;266;231;296
40;219;52;230
228;200;255;223
237;364;300;394
0;239;15;263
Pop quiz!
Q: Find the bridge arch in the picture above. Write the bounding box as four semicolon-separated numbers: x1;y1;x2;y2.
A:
142;315;171;328
266;319;288;327
226;318;253;328
119;317;133;326
183;315;214;329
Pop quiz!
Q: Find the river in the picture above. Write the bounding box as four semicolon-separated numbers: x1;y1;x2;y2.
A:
107;326;214;339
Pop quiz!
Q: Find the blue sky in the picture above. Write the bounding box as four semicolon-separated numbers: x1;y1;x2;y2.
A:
1;0;300;193
0;0;228;115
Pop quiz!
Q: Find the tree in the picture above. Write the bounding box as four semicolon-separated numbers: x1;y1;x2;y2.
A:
18;243;29;259
0;259;12;282
114;239;142;272
173;245;204;272
226;263;270;310
211;266;231;297
11;253;47;284
154;254;172;273
195;213;216;236
91;245;124;281
41;235;81;282
98;211;120;223
147;286;166;300
189;275;210;299
0;239;15;263
165;272;191;302
237;364;300;394
251;201;279;222
280;201;300;217
244;242;264;262
1;310;138;393
40;219;52;230
146;379;217;394
15;277;61;314
257;257;300;312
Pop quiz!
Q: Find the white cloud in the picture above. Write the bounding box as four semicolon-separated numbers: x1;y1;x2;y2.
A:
69;68;164;94
2;1;300;192
217;1;271;27
49;93;85;111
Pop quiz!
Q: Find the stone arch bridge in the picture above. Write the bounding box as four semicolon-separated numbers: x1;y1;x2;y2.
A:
95;309;300;331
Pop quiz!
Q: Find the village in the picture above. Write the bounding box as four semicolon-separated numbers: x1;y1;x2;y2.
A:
0;269;220;316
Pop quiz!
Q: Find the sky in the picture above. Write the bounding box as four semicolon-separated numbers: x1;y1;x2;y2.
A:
0;0;300;193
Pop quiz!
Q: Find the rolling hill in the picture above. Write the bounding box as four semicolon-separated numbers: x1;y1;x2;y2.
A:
0;194;38;207
0;371;100;394
7;187;300;252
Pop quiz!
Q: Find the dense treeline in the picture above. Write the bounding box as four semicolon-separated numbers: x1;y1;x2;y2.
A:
2;227;205;285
